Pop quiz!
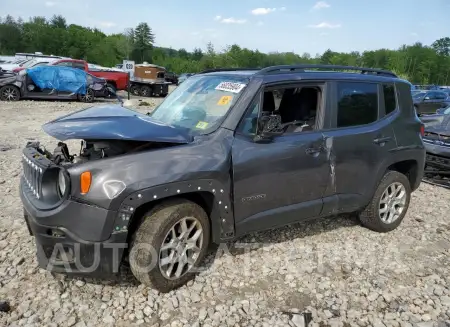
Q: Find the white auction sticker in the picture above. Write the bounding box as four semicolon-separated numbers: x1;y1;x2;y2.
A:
215;81;247;93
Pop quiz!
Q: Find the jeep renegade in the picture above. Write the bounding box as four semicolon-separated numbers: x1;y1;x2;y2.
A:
20;64;426;293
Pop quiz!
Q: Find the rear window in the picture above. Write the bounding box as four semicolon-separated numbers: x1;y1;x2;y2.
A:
383;84;397;115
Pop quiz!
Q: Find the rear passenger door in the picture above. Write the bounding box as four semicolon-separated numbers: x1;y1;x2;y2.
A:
320;81;398;213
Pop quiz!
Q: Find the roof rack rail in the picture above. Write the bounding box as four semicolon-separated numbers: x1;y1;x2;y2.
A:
197;68;261;74
255;64;398;78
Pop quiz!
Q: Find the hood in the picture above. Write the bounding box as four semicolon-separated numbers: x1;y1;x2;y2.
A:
422;114;450;136
42;104;192;143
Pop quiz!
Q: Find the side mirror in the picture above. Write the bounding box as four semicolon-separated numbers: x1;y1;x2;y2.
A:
253;115;283;143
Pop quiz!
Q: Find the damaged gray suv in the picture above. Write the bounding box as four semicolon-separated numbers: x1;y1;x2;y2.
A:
20;64;426;293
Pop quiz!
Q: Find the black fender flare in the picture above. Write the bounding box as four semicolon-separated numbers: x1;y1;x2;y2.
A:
368;147;425;203
114;179;235;243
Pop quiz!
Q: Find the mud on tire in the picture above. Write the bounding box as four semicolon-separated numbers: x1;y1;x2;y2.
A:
359;170;411;232
128;199;211;293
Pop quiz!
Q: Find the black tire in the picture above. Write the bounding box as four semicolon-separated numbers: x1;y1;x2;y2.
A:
78;88;94;103
160;93;168;98
0;85;20;101
359;170;411;232
130;85;140;96
139;85;152;97
129;199;211;293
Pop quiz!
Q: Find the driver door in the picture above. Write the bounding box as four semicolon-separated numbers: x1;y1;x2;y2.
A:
231;83;331;235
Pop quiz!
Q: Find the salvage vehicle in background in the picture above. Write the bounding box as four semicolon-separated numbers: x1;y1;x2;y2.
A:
48;59;129;92
19;64;425;293
413;90;450;116
164;71;178;85
129;63;170;97
0;66;104;102
420;109;450;188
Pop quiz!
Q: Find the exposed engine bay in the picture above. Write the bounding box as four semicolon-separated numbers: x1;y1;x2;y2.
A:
27;139;180;167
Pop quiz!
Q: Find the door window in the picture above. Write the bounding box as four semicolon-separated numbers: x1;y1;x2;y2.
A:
336;82;378;128
239;84;324;135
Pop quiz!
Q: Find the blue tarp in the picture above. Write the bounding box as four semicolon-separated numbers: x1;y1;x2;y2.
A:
26;66;88;95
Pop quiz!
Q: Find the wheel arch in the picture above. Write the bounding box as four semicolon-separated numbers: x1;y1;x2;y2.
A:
119;179;235;245
363;152;423;209
106;80;117;88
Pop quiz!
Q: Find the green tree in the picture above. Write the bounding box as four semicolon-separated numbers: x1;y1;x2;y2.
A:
432;37;450;56
133;22;154;62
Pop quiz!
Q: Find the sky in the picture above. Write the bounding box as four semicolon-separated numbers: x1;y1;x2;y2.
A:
2;0;450;55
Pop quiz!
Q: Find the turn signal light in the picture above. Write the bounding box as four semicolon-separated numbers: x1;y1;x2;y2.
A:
80;171;92;195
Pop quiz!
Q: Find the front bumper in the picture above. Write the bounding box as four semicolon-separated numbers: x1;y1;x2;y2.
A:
424;141;450;159
23;209;128;277
20;178;129;277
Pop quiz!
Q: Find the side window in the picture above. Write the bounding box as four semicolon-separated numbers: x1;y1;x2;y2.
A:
73;62;85;70
239;85;323;135
426;92;438;99
336;82;378;128
383;84;397;115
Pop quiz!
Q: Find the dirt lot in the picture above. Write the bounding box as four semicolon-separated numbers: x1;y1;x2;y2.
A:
0;88;449;327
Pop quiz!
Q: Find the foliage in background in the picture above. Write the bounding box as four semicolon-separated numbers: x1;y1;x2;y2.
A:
1;15;450;84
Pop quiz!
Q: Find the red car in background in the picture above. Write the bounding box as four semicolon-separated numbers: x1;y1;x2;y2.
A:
48;59;129;91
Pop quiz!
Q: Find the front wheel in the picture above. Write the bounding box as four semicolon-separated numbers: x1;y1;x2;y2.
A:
359;171;411;232
0;85;20;101
129;199;210;293
78;88;94;103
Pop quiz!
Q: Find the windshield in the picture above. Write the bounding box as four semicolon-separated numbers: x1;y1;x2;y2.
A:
150;74;249;133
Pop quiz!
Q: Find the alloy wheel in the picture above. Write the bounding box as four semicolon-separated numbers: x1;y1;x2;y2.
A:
378;182;407;224
159;217;204;280
1;87;19;101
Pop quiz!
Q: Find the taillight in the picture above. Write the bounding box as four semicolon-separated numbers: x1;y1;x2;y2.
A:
420;124;425;137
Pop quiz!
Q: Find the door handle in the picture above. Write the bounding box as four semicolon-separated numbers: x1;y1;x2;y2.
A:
373;136;392;145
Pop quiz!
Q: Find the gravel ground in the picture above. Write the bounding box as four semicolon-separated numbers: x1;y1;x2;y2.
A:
0;89;450;327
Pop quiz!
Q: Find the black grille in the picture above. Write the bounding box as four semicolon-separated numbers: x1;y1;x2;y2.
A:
22;154;43;199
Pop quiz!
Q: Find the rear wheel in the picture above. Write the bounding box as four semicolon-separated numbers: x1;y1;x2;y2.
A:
139;85;152;97
129;199;210;293
0;85;20;101
359;171;411;232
